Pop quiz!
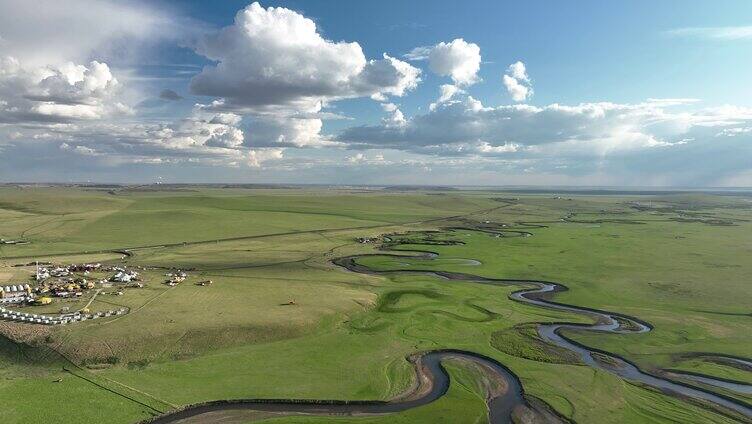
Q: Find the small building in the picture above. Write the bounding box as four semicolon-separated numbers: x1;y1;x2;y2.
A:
35;268;50;281
50;267;70;277
0;285;31;302
111;269;139;283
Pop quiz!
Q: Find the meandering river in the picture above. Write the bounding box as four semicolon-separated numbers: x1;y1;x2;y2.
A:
145;229;752;424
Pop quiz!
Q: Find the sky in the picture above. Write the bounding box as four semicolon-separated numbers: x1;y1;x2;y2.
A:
0;0;751;186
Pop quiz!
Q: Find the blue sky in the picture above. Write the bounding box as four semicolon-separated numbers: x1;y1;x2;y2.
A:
0;0;751;186
144;0;752;106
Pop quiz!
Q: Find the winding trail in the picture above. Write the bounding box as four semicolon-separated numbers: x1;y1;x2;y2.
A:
76;288;101;313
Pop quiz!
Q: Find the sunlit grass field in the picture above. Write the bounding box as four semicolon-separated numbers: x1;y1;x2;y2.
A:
0;186;750;423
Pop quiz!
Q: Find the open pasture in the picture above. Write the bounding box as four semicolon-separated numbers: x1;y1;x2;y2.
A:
0;187;750;423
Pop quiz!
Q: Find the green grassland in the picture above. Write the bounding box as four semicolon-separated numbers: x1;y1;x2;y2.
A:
0;186;750;423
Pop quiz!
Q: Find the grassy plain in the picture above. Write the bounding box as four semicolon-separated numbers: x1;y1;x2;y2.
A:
0;186;750;423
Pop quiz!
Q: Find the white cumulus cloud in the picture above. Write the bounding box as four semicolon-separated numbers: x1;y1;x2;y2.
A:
406;38;481;86
190;2;420;112
503;61;532;102
248;148;284;168
0;57;128;123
